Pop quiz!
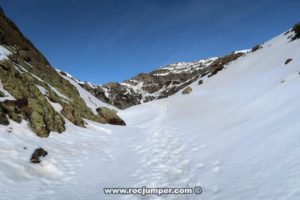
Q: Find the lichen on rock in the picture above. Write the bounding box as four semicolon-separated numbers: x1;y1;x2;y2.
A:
0;8;115;137
182;87;192;95
96;107;126;126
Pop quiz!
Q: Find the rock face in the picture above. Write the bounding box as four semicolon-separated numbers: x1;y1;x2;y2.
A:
30;148;48;164
0;8;124;137
77;52;245;109
0;99;25;124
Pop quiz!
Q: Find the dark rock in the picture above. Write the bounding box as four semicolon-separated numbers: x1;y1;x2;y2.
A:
30;148;48;164
0;105;9;125
284;30;290;35
198;80;203;85
251;45;262;52
285;58;293;65
0;90;5;97
208;66;224;77
291;23;300;41
0;99;27;124
59;71;68;77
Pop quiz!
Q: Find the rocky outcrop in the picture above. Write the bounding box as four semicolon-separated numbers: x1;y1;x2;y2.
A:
30;148;48;164
96;107;126;126
251;45;262;52
0;8;124;137
0;99;25;124
182;87;192;95
78;52;245;109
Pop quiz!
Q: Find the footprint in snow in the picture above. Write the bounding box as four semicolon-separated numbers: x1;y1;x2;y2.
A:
211;160;221;173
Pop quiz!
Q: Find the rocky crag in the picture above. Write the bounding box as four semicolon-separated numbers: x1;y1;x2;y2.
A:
0;8;125;137
72;51;246;109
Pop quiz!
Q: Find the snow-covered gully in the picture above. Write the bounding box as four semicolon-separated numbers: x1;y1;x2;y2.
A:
1;30;300;200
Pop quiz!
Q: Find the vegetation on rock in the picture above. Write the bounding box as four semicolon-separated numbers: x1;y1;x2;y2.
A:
0;9;116;137
182;87;192;95
96;107;126;126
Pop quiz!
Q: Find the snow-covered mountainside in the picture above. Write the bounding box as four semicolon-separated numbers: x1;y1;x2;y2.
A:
1;18;300;200
0;8;125;137
73;52;247;109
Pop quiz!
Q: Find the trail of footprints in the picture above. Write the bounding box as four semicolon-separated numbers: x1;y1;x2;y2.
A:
131;113;191;188
127;107;223;199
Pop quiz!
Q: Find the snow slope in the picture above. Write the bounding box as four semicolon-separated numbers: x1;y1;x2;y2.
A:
0;45;10;60
1;30;300;200
56;69;119;113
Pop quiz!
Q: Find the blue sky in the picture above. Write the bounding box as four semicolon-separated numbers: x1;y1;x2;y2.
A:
1;0;300;84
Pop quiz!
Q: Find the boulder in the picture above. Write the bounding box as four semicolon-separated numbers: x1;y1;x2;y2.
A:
30;148;48;164
251;44;262;52
285;58;293;65
96;107;126;126
182;87;192;95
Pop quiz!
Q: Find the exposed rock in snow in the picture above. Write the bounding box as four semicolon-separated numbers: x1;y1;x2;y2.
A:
1;28;300;199
75;52;244;109
96;107;126;126
30;148;48;164
182;86;192;94
0;5;300;200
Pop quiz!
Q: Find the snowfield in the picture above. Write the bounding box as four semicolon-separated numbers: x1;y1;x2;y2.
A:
0;45;10;60
1;31;300;200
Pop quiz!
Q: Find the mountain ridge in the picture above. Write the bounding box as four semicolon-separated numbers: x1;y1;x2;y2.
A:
1;6;299;137
63;51;248;109
0;8;125;137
